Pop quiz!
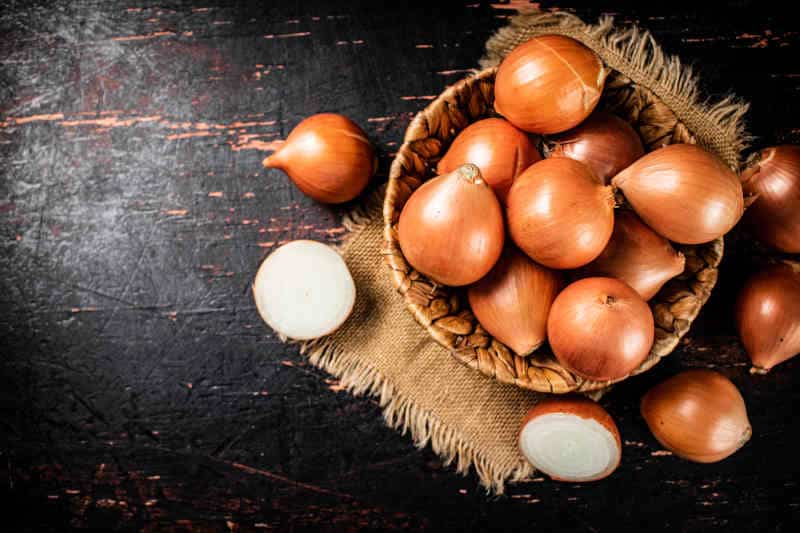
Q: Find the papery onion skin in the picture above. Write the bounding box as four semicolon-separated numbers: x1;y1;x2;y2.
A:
507;158;615;269
398;164;504;286
262;113;376;204
581;210;686;301
468;247;562;356
494;35;607;134
740;145;800;253
641;369;752;463
519;396;621;482
735;262;800;373
546;111;644;183
611;144;744;244
437;118;542;204
547;277;654;381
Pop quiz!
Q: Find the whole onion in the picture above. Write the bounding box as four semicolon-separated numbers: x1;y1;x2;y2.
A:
437;118;541;204
546;111;644;183
494;35;608;134
735;261;800;373
468;247;562;356
398;164;504;286
641;369;752;463
611;143;744;244
507;158;615;269
547;277;654;381
581;210;685;301
263;113;376;204
740;145;800;253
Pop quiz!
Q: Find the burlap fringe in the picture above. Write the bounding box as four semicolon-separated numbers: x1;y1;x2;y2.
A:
291;11;751;495
480;11;750;169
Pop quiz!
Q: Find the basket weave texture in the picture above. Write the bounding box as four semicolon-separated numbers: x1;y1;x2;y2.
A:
383;44;728;393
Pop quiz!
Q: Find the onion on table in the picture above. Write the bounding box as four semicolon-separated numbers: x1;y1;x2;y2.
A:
253;240;356;340
263;113;376;204
437;118;541;204
519;396;621;482
641;369;752;463
736;261;800;373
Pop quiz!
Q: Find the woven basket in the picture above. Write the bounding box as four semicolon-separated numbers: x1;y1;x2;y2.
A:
382;18;732;394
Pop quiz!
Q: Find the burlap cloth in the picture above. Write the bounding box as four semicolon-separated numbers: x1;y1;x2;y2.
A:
298;11;749;493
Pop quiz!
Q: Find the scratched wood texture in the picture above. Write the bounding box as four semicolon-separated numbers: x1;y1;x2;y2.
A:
1;0;799;531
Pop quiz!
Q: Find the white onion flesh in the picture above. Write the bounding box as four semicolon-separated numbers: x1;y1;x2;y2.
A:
519;413;620;482
253;240;355;340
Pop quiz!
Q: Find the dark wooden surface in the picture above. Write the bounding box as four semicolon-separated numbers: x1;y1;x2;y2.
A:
1;1;799;530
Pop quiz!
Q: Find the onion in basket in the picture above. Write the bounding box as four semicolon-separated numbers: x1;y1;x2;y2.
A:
506;158;615;269
437;118;541;204
519;396;621;482
398;164;504;286
494;35;607;134
253;240;356;340
611;143;744;244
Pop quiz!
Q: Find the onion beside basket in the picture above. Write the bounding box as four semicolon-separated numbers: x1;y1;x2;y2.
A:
382;63;727;393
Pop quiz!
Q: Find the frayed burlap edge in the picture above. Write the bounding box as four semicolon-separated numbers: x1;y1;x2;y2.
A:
480;10;750;170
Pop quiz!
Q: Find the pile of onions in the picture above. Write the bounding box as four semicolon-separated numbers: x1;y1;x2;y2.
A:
740;145;800;253
519;397;621;482
546;111;644;183
506;158;615;269
437;118;541;204
581;210;686;301
494;35;607;134
468;247;562;356
641;370;752;463
263;113;376;204
398;164;504;286
547;277;654;381
611;143;744;244
253;240;356;340
735;261;800;373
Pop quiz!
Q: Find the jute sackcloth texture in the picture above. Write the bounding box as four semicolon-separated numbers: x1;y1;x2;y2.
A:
294;10;749;493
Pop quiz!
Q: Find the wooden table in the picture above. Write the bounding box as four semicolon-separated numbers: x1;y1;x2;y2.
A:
1;1;798;530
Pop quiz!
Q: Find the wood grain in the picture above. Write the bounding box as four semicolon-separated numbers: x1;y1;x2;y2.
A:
1;1;799;530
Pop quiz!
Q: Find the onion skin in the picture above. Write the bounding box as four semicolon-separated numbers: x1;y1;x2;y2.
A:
468;247;563;356
507;158;615;269
519;396;621;482
581;210;686;301
437;118;541;204
547;277;654;381
611;144;744;244
641;369;752;463
546;111;644;183
735;262;800;373
494;35;607;134
262;113;376;204
740;145;800;253
398;164;504;286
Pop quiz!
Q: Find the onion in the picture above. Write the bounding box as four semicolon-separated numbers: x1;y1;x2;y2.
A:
519;396;621;482
252;240;355;340
740;145;800;253
262;113;376;204
467;247;562;356
494;35;607;134
641;369;752;463
437;118;541;204
611;144;744;244
581;210;685;301
398;164;504;286
735;261;800;373
547;277;654;381
506;158;615;269
546;111;644;183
